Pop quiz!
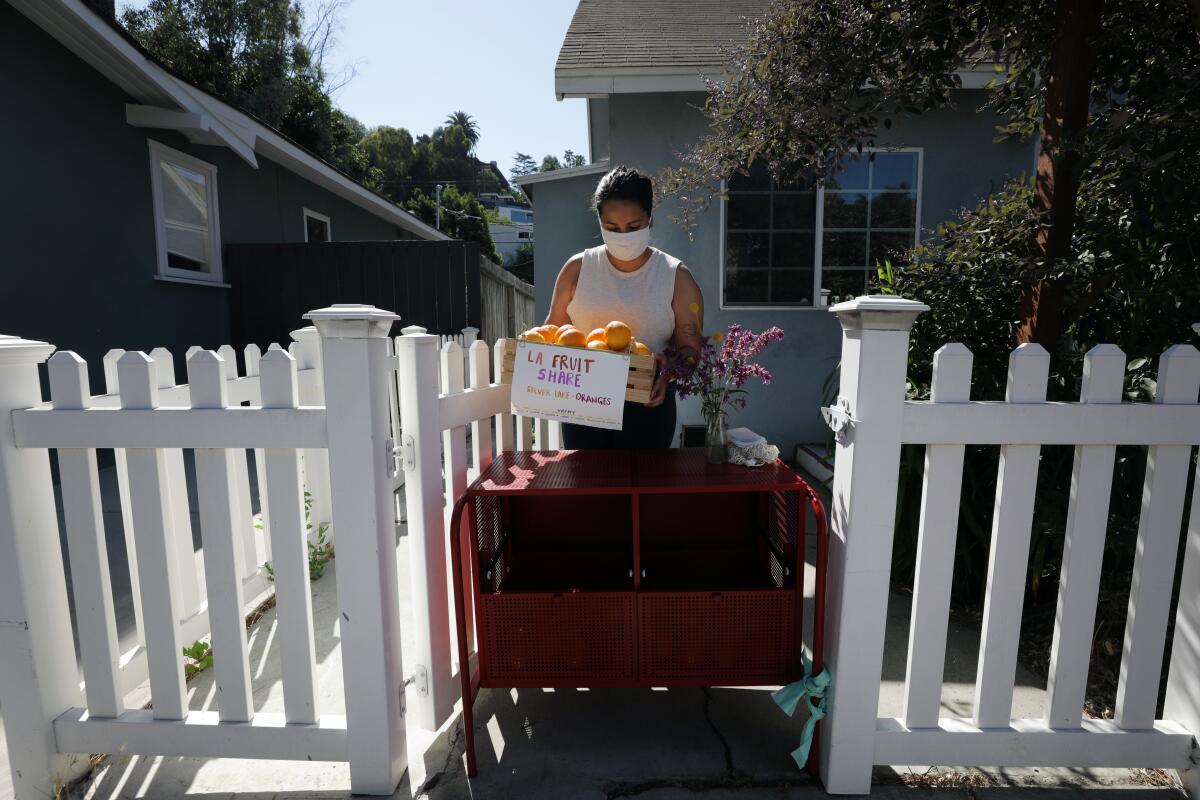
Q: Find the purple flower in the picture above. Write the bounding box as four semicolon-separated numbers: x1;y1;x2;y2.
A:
662;324;784;420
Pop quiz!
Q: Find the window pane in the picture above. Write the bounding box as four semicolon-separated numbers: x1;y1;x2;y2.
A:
726;232;769;268
165;224;207;271
821;268;869;305
872;152;918;190
871;192;917;228
826;156;869;191
728;161;770;191
306;215;330;243
822;232;867;267
726;194;769;229
869;231;914;264
772;232;814;267
773;192;816;229
772;269;814;304
160;161;208;227
725;268;769;303
823;192;868;228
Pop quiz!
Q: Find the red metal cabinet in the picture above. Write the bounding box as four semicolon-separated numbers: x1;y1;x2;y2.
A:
448;448;828;774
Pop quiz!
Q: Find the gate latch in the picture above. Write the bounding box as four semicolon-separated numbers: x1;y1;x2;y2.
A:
820;396;859;444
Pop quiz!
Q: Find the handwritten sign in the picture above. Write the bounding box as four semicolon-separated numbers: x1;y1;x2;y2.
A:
510;340;631;430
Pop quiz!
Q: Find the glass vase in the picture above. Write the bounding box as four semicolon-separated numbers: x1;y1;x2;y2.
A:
704;412;727;464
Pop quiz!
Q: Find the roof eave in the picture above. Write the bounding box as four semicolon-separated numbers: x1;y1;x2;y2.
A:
11;0;447;241
553;63;1005;99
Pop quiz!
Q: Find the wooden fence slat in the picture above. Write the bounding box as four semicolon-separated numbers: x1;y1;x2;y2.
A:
260;349;320;724
447;241;467;331
118;352;188;720
1115;344;1200;730
1044;345;1125;727
468;340;494;482
245;344;273;564
516;415;534;451
902;343;972;728
493;340;515;452
441;341;471;671
187;350;255;723
225;345;264;582
465;245;482;330
150;347;202;622
103;348;144;649
973;343;1049;728
49;352;124;719
535;418;551;452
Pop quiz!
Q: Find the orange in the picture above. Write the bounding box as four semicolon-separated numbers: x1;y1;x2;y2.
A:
604;320;633;351
586;328;607;344
542;324;561;340
631;340;651;356
521;329;546;343
586;339;609;351
556;328;587;347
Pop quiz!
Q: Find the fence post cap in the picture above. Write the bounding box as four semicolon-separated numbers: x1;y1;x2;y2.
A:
462;326;480;334
831;294;928;332
401;325;428;336
0;336;56;366
289;325;319;342
304;304;399;339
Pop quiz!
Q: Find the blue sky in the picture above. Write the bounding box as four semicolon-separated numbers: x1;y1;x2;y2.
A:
118;0;590;180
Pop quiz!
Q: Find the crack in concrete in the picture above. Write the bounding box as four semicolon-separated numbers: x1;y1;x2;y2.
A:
415;719;465;797
701;687;734;775
603;774;811;799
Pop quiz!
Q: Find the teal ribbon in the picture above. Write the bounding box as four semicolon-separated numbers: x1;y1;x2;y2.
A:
772;655;831;769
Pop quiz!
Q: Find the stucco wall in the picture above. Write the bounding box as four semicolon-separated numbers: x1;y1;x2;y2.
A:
531;89;1033;452
1;4;409;393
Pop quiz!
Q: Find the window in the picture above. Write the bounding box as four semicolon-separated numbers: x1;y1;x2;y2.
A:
148;140;222;282
303;208;332;243
721;149;921;307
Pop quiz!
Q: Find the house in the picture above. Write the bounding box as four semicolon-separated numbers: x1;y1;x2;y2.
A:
1;0;445;389
517;0;1035;453
479;193;535;265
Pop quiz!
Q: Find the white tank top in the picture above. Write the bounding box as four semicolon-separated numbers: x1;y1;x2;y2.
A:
565;245;678;354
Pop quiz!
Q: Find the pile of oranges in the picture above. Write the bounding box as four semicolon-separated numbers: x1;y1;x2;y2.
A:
520;320;651;355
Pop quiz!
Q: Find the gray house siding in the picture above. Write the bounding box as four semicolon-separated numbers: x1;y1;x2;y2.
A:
532;89;1033;452
1;3;408;393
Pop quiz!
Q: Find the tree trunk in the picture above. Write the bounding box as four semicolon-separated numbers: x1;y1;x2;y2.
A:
1018;0;1102;349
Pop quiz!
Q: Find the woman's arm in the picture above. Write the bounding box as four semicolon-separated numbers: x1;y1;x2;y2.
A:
544;256;582;326
646;264;704;407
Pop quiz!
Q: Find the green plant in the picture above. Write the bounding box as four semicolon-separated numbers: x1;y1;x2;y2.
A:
182;639;213;681
261;490;335;583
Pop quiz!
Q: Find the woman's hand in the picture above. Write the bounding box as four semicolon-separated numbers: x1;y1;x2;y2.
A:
645;353;669;408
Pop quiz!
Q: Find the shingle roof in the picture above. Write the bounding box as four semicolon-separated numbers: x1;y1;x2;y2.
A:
555;0;772;72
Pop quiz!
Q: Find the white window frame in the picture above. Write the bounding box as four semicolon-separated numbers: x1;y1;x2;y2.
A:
148;140;223;284
719;147;923;310
303;208;332;242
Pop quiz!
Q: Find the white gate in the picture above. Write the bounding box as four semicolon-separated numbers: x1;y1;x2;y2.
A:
818;296;1200;794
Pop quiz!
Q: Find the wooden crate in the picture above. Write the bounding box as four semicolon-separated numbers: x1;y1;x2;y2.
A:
498;338;656;404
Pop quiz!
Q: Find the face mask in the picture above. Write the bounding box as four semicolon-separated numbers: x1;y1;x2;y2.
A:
600;219;651;261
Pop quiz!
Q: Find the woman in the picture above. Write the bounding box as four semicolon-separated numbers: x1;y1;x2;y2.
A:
545;165;704;449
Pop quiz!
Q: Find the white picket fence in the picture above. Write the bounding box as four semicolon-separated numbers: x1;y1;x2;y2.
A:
2;297;1197;799
818;296;1200;794
0;306;559;799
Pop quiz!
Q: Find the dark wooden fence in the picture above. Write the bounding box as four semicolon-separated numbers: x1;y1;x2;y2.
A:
225;240;481;350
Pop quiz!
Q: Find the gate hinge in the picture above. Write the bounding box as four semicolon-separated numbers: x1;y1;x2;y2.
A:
405;664;429;697
387;435;416;476
820;396;859;444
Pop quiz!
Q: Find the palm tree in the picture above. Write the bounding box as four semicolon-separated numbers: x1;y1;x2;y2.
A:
444;110;480;148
